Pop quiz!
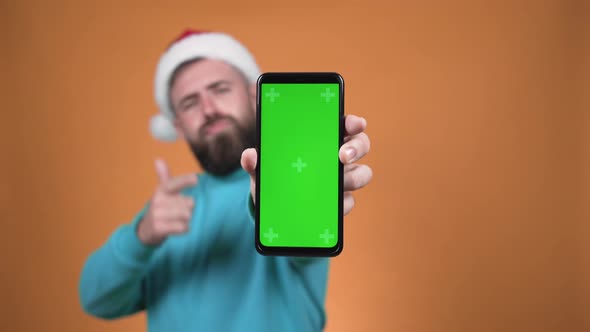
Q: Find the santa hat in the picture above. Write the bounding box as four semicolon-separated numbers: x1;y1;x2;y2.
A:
150;29;261;142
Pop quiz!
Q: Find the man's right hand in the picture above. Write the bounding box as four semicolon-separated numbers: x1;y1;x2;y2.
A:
137;159;198;246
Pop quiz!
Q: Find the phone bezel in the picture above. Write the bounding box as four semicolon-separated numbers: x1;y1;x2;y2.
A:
255;72;344;257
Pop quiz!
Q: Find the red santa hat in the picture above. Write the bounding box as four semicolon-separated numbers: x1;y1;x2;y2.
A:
150;29;261;142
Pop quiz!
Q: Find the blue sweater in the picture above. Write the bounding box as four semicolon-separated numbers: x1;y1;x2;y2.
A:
79;168;330;331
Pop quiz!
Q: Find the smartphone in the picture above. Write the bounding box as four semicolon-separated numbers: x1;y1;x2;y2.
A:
255;72;344;257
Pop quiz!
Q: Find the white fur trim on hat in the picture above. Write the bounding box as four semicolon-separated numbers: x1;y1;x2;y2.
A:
150;31;261;142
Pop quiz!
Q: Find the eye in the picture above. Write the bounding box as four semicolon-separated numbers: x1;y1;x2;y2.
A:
214;86;230;94
180;102;192;112
179;98;199;112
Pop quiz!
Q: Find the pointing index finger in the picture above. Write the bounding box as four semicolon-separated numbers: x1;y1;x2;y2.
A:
155;158;171;183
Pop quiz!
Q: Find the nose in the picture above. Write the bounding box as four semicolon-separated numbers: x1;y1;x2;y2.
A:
200;92;219;119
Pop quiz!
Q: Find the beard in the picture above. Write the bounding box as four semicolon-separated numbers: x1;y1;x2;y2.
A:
188;112;256;176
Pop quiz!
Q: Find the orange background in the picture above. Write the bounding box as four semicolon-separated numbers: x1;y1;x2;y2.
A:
1;1;587;331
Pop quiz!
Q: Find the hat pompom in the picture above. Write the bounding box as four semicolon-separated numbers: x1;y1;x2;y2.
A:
150;113;177;142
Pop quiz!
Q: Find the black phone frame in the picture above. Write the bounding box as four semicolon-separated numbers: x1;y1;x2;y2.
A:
255;72;345;257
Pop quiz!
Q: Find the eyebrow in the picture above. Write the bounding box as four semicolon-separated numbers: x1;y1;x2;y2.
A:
175;80;233;110
206;80;232;90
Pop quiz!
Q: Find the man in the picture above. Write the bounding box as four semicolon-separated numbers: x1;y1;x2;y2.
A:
79;30;372;331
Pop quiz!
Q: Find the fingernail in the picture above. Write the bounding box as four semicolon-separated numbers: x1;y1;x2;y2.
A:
345;147;356;162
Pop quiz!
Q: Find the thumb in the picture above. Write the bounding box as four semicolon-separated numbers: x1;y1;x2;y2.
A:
240;148;257;177
241;148;257;205
154;158;171;183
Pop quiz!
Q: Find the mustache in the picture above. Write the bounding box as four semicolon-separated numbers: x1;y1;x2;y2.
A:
199;116;239;136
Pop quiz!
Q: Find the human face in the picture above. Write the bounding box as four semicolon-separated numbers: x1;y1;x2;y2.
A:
169;59;256;175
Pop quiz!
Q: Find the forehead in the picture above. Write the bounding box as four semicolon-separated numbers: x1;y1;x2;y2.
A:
171;58;244;91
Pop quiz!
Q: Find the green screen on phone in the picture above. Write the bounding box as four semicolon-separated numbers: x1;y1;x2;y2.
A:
259;82;340;249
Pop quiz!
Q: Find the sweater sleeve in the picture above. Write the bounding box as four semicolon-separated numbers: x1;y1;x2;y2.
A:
245;191;322;268
79;203;157;319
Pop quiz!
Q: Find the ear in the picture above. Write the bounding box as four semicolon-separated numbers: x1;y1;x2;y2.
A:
173;117;185;140
249;83;256;111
